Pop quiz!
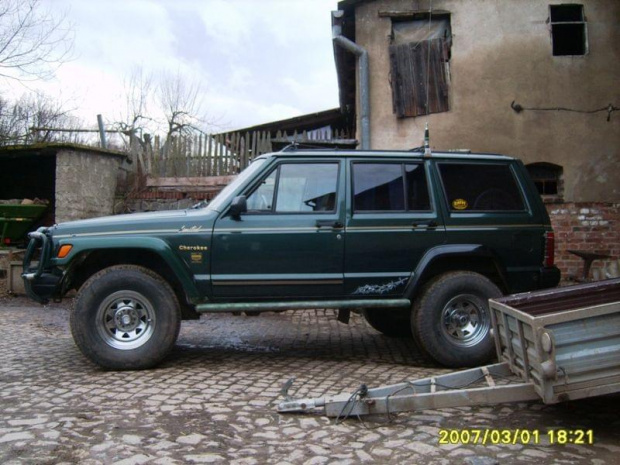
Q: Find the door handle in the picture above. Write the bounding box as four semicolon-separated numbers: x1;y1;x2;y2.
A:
316;220;343;229
412;220;437;229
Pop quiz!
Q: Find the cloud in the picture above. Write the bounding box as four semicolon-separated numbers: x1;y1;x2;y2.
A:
19;0;340;131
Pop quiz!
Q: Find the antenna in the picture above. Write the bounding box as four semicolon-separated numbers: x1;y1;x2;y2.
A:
423;0;433;157
424;122;431;157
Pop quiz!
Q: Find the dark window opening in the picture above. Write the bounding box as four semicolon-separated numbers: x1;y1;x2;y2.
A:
353;162;431;212
438;163;526;212
389;15;451;118
550;4;587;56
526;162;563;199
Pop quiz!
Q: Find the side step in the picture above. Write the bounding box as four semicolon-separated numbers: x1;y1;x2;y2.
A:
195;299;411;313
277;362;540;418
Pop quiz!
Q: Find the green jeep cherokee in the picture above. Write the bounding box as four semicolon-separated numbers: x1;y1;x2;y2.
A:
23;149;560;370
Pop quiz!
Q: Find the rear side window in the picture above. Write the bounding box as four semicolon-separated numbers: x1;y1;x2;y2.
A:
353;162;431;212
438;163;525;212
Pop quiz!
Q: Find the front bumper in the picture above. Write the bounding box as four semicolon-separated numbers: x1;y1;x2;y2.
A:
22;229;61;304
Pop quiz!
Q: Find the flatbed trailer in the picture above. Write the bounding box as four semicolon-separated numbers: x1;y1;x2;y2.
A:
277;278;620;418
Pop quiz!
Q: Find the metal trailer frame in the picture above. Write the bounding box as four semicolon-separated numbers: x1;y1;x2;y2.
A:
277;278;620;418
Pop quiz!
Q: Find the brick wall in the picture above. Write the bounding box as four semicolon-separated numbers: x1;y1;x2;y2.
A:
115;190;218;214
547;203;620;281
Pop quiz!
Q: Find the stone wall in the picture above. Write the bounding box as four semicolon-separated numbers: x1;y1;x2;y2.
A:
547;203;620;281
55;149;123;223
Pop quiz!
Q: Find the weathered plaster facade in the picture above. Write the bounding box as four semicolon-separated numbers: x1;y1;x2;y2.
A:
339;0;619;202
55;149;123;223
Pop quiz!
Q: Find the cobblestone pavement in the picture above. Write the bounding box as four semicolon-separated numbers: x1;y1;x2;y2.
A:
1;296;619;464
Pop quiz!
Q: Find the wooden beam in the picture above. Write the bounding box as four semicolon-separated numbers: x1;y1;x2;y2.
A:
378;9;450;18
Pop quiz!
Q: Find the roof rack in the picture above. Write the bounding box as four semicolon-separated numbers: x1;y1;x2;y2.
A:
280;142;342;152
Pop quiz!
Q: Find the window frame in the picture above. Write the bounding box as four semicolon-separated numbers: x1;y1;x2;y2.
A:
388;14;452;118
549;4;588;57
243;161;341;216
437;161;529;214
351;160;433;214
526;162;564;201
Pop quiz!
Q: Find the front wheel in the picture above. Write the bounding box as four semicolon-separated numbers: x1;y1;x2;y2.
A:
71;265;181;370
412;271;502;368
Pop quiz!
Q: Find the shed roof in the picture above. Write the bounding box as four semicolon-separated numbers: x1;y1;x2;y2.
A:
218;108;349;136
0;143;128;160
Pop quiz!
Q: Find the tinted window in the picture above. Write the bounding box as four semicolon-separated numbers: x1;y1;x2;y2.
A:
353;163;431;212
275;164;338;213
438;163;525;212
406;164;431;210
354;163;405;211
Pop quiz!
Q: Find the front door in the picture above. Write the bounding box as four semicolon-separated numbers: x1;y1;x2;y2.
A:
211;160;345;299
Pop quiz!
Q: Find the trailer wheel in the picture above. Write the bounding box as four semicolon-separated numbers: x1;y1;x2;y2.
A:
412;271;501;367
363;308;412;337
71;265;181;370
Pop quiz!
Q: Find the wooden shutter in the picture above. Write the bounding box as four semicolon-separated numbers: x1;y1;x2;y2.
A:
389;38;449;118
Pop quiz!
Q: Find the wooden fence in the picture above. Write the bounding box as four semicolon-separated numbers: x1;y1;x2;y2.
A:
134;128;353;178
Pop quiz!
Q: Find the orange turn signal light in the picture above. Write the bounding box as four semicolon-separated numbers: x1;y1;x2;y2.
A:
57;244;73;258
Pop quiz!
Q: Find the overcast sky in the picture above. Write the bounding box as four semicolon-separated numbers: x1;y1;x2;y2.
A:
15;0;341;132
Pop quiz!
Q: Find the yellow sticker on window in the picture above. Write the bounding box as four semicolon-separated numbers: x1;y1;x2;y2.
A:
452;199;468;210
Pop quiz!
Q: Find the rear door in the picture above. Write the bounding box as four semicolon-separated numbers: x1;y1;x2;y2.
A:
211;159;345;299
434;160;545;293
344;159;446;296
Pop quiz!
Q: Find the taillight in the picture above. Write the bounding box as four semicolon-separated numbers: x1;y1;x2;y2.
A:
544;231;555;267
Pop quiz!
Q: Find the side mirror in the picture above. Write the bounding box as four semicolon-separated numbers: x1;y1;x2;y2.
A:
229;195;247;220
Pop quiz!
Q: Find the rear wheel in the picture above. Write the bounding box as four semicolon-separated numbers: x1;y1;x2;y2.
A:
71;265;181;370
363;308;412;337
412;271;502;367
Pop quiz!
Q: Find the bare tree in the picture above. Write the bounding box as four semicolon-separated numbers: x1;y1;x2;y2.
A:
0;0;73;82
114;66;155;151
0;93;84;145
156;70;208;142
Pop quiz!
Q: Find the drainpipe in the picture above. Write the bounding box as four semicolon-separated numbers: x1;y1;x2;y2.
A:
332;10;370;150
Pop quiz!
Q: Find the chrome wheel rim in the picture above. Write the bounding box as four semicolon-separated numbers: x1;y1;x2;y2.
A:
96;291;156;350
440;294;490;347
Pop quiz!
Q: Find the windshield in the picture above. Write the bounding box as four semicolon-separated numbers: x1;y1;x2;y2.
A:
206;158;267;212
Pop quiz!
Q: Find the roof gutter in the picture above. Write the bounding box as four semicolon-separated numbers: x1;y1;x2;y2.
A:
332;10;370;150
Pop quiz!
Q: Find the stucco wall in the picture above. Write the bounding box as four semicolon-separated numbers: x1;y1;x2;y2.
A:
55;150;122;223
352;0;620;201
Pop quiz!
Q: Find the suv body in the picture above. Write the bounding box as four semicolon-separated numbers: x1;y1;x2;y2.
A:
23;149;560;369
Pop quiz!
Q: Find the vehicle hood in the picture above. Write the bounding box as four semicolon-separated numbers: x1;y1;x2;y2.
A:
50;209;218;238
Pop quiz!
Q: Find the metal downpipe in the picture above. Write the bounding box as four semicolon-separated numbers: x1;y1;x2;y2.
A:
332;10;370;150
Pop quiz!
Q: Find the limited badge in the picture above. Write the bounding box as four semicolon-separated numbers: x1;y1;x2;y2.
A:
191;253;203;263
452;198;468;210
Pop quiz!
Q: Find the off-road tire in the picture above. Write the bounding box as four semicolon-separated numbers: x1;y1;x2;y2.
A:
71;265;181;370
363;308;412;337
412;271;502;368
